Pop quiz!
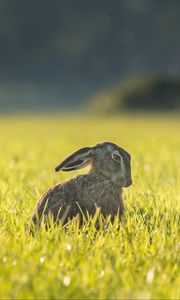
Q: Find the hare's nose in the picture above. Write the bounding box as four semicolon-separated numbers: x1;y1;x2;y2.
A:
125;178;132;187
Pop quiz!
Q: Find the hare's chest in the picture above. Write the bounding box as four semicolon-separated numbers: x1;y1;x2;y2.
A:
76;180;123;219
82;183;121;210
97;188;124;218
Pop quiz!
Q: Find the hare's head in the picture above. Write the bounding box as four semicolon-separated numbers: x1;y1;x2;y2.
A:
55;142;132;187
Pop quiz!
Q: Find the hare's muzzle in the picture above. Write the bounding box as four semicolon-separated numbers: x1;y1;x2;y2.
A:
124;178;132;187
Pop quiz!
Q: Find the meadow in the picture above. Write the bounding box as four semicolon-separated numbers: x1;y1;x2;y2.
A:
0;114;179;299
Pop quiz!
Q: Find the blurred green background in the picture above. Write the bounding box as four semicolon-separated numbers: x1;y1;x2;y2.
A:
0;0;180;113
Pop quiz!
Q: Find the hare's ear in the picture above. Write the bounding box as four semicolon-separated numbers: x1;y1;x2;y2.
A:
55;147;93;172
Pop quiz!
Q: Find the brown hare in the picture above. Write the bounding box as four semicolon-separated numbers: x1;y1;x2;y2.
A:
31;142;132;228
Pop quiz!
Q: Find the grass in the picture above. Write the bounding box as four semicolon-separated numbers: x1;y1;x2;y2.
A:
0;114;180;299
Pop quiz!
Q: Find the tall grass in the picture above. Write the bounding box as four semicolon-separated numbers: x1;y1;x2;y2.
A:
0;114;179;299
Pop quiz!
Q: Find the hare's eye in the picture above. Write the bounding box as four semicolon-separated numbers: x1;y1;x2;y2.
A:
112;153;122;162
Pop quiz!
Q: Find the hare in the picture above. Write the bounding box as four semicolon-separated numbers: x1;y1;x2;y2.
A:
31;142;132;228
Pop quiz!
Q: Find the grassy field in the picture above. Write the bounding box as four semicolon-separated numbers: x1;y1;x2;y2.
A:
0;114;179;299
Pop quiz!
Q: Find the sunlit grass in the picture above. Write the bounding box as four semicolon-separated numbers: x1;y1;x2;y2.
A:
0;114;180;299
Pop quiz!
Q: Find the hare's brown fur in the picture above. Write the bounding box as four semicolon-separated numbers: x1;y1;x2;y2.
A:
31;142;132;228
